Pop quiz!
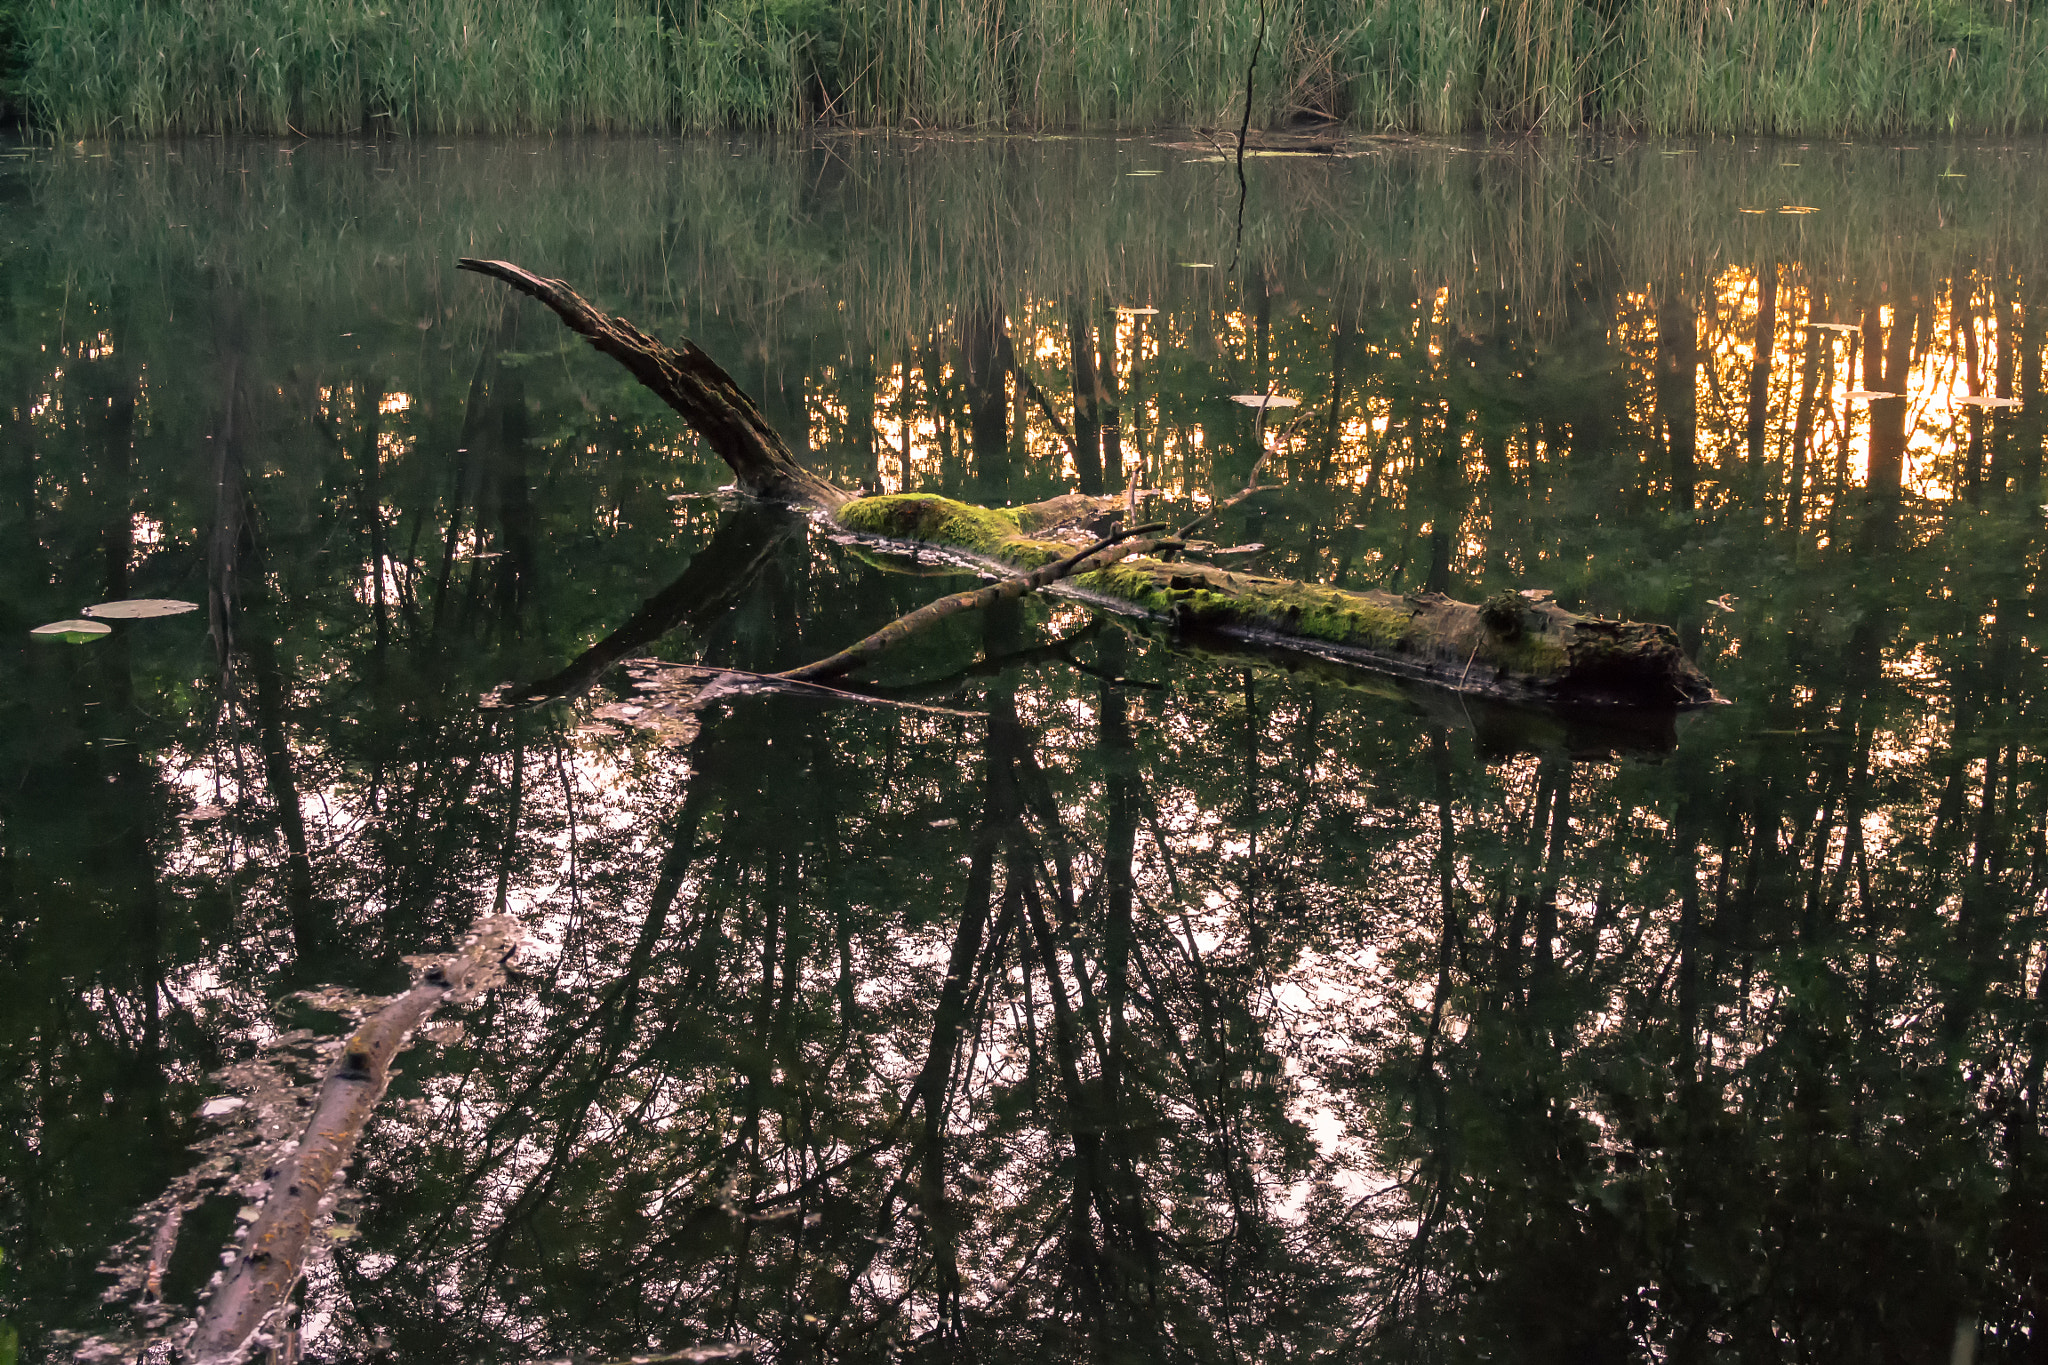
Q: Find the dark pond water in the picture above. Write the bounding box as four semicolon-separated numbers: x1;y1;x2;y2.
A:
2;130;2046;1362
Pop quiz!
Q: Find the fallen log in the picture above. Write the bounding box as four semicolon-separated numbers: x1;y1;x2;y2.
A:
457;259;1719;709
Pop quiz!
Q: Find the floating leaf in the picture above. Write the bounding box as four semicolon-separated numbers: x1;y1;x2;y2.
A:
1125;170;1161;177
1116;306;1160;316
1957;394;2021;408
1806;322;1861;333
1844;389;1901;400
31;619;111;643
81;598;199;619
1231;394;1301;409
1738;208;1768;214
1778;205;1819;214
1179;262;1215;269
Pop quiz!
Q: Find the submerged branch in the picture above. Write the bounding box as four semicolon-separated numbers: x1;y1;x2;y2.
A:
601;662;985;726
1004;338;1083;465
778;523;1167;683
185;921;519;1364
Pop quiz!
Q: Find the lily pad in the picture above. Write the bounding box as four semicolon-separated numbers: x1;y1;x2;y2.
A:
31;619;112;643
81;598;199;619
1231;394;1302;409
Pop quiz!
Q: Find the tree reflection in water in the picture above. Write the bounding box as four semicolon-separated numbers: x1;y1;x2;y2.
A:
0;134;2043;1361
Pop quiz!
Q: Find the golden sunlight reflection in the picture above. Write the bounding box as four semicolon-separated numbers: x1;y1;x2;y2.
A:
1690;266;2021;512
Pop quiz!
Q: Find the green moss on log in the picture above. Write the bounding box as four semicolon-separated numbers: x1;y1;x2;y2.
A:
1075;560;1567;673
839;494;1018;551
837;494;1080;569
1078;562;1411;648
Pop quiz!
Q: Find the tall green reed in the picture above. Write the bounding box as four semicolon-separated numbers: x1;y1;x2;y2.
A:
9;0;2048;137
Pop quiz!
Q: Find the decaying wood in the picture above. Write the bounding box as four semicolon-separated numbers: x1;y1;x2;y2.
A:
185;921;517;1364
465;260;1720;710
455;259;849;509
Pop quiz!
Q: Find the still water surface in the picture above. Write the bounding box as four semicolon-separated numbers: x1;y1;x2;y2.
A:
2;131;2046;1361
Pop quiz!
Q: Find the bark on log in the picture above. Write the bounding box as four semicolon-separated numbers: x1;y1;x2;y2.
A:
455;259;849;509
464;261;1719;710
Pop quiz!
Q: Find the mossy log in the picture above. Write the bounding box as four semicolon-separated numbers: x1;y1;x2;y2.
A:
835;493;1715;707
461;259;1718;710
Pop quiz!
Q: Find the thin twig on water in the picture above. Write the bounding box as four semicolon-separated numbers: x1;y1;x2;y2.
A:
1231;0;1271;269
